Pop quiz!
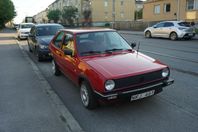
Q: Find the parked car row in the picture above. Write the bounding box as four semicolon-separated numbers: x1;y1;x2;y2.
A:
18;23;174;109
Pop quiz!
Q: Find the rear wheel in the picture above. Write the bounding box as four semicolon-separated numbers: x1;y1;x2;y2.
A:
145;31;151;38
170;32;178;40
80;81;98;109
52;59;61;76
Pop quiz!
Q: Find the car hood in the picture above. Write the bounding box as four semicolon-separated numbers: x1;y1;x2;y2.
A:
83;52;167;79
19;28;31;32
37;35;54;45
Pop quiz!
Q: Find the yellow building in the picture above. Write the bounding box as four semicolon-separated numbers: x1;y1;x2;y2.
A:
90;0;135;22
143;0;198;22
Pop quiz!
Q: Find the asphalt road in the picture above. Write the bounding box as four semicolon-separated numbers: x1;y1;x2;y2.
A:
19;33;198;132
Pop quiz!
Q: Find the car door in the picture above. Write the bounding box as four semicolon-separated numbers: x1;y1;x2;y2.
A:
60;33;79;82
152;22;165;37
28;26;36;51
51;31;65;70
163;22;174;38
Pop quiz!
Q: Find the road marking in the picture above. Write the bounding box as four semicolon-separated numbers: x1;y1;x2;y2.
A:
17;40;84;132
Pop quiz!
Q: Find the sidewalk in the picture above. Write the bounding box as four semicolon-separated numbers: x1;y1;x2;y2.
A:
0;29;83;132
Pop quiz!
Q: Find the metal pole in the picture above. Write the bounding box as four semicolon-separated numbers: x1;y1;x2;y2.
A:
177;0;180;21
112;0;115;28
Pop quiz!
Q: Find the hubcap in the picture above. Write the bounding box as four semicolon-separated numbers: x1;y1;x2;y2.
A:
80;84;89;106
171;33;176;40
146;32;150;37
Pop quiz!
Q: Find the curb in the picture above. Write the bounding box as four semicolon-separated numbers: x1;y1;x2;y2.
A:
16;40;84;132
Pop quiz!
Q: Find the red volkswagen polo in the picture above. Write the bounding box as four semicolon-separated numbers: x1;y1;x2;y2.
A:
49;28;174;109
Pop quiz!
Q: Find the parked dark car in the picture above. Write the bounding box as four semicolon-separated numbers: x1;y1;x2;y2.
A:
27;23;64;61
49;28;174;109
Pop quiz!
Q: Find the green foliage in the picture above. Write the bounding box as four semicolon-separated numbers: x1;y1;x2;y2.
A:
195;29;198;34
0;0;16;28
47;9;61;23
62;6;78;26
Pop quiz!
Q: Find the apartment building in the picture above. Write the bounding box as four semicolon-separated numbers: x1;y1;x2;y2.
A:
143;0;198;22
46;0;135;23
33;9;48;23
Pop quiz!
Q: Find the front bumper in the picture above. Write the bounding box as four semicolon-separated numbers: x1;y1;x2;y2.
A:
94;79;174;101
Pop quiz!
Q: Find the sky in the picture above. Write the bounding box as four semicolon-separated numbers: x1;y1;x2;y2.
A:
12;0;55;23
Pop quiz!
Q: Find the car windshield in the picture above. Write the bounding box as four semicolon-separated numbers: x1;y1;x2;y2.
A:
21;24;34;29
36;25;63;36
178;22;191;27
76;31;132;56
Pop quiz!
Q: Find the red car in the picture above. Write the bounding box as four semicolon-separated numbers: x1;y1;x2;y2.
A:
49;28;174;109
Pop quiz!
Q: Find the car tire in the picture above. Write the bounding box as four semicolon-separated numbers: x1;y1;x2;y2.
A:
145;31;151;38
52;59;61;76
80;81;98;109
169;32;178;40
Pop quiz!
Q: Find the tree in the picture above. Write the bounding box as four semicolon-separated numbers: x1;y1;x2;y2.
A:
62;6;78;26
47;9;61;23
0;0;16;28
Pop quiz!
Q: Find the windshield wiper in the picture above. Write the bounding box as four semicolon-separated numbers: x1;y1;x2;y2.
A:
81;50;103;55
105;48;123;53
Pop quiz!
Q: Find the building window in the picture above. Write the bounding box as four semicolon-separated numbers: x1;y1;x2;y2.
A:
187;0;195;10
154;5;160;14
164;3;171;13
104;0;108;7
121;0;124;6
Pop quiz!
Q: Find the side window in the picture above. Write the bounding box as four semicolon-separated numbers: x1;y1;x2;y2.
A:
156;23;165;28
53;32;64;48
164;22;174;27
62;34;74;51
30;27;35;36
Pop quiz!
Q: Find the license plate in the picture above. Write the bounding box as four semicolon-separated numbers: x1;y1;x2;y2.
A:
130;90;155;101
188;33;193;36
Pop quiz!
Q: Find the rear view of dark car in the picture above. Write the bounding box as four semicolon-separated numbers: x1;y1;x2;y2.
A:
28;24;64;61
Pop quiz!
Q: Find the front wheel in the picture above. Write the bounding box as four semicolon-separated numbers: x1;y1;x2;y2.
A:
145;31;151;38
80;81;98;109
169;32;178;40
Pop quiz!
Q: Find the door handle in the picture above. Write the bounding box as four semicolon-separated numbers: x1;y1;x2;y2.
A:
56;51;62;56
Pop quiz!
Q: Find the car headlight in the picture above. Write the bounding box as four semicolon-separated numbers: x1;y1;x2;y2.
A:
105;80;115;91
39;45;48;49
162;68;169;78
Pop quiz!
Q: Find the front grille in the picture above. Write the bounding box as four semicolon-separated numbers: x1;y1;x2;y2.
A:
114;70;163;89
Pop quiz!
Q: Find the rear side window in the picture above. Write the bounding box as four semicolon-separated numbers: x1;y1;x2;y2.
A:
178;22;191;27
53;32;64;48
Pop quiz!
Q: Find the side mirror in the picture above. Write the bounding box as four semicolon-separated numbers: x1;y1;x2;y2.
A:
64;49;73;56
153;25;157;28
130;42;136;49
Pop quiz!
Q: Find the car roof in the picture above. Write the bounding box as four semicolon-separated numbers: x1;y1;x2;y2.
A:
159;21;184;23
35;23;63;27
20;23;34;25
59;28;115;34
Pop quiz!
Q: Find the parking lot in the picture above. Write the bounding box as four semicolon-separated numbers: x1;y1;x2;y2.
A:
18;32;198;132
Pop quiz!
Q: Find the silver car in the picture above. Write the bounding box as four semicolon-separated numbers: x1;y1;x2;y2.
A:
144;21;196;40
